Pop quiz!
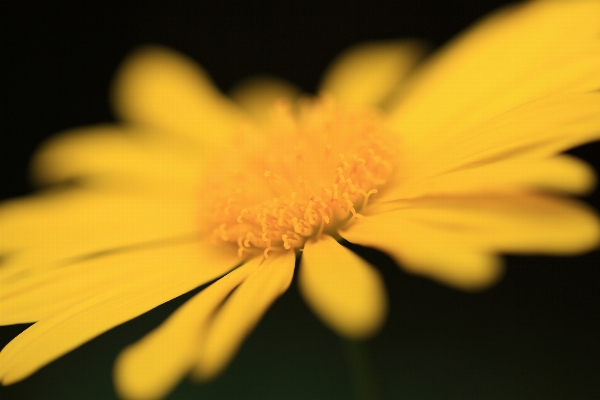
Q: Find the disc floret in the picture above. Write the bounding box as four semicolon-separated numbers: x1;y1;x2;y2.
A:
202;97;397;258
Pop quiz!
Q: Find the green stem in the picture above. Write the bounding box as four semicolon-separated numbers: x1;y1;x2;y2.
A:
342;339;383;400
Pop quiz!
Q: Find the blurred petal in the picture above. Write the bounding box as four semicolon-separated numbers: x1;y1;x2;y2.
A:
112;46;243;147
342;219;504;291
229;76;302;124
0;188;201;282
30;125;205;195
320;40;426;107
344;194;600;290
0;240;240;384
194;250;295;380
394;92;600;185
0;238;239;325
300;235;387;339
378;155;596;202
114;256;263;400
390;1;600;142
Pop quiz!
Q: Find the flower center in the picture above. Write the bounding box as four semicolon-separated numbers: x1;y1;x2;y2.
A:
201;96;397;258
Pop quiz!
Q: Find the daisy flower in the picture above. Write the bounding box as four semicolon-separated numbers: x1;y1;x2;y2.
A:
1;1;600;399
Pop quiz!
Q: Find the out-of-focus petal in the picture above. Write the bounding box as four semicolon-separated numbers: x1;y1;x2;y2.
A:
343;194;600;290
112;46;243;147
299;235;387;339
229;77;302;125
0;240;240;384
0;188;201;281
378;155;596;203
393;92;600;186
114;256;263;400
343;219;504;291
0;238;239;325
30;125;205;197
319;40;426;108
389;1;600;145
193;250;295;380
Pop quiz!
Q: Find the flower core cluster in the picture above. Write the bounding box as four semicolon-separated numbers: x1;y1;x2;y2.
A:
202;97;397;258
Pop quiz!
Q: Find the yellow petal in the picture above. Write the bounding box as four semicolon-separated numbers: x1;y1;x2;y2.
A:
319;40;426;107
30;125;205;196
0;238;239;325
0;188;201;281
0;240;240;384
343;194;600;290
400;195;600;254
299;235;387;339
229;76;302;125
394;92;600;184
193;250;295;380
389;1;600;143
378;155;596;202
114;256;262;400
341;217;502;291
111;46;242;147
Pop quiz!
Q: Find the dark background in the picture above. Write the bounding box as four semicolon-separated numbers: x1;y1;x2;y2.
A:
1;1;599;399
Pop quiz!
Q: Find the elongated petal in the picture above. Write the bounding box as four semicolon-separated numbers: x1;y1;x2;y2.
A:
0;238;238;325
393;92;600;186
343;194;600;290
378;155;596;202
194;250;295;380
343;218;504;291
0;188;200;282
390;1;600;144
437;93;600;165
114;256;263;400
229;77;302;125
320;40;426;107
30;125;205;196
299;235;387;339
112;46;242;147
0;240;240;384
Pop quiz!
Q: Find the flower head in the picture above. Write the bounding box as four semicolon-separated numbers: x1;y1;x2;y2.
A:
202;96;397;258
2;1;600;399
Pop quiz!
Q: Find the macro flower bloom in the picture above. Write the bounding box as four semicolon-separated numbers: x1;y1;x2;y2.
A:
2;1;600;399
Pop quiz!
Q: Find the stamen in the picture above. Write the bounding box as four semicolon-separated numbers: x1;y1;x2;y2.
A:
315;196;328;209
343;192;358;218
316;214;326;239
219;223;229;241
224;197;233;215
318;208;330;225
304;201;316;224
346;178;357;193
237;208;248;223
282;234;291;249
237;236;246;257
360;189;378;209
263;247;272;258
277;209;286;226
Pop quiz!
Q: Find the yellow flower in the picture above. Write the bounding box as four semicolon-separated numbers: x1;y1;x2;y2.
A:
2;1;600;399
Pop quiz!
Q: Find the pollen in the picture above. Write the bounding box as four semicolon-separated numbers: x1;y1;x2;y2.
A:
201;96;397;258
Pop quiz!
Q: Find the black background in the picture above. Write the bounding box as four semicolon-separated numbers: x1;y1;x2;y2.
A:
1;1;599;399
